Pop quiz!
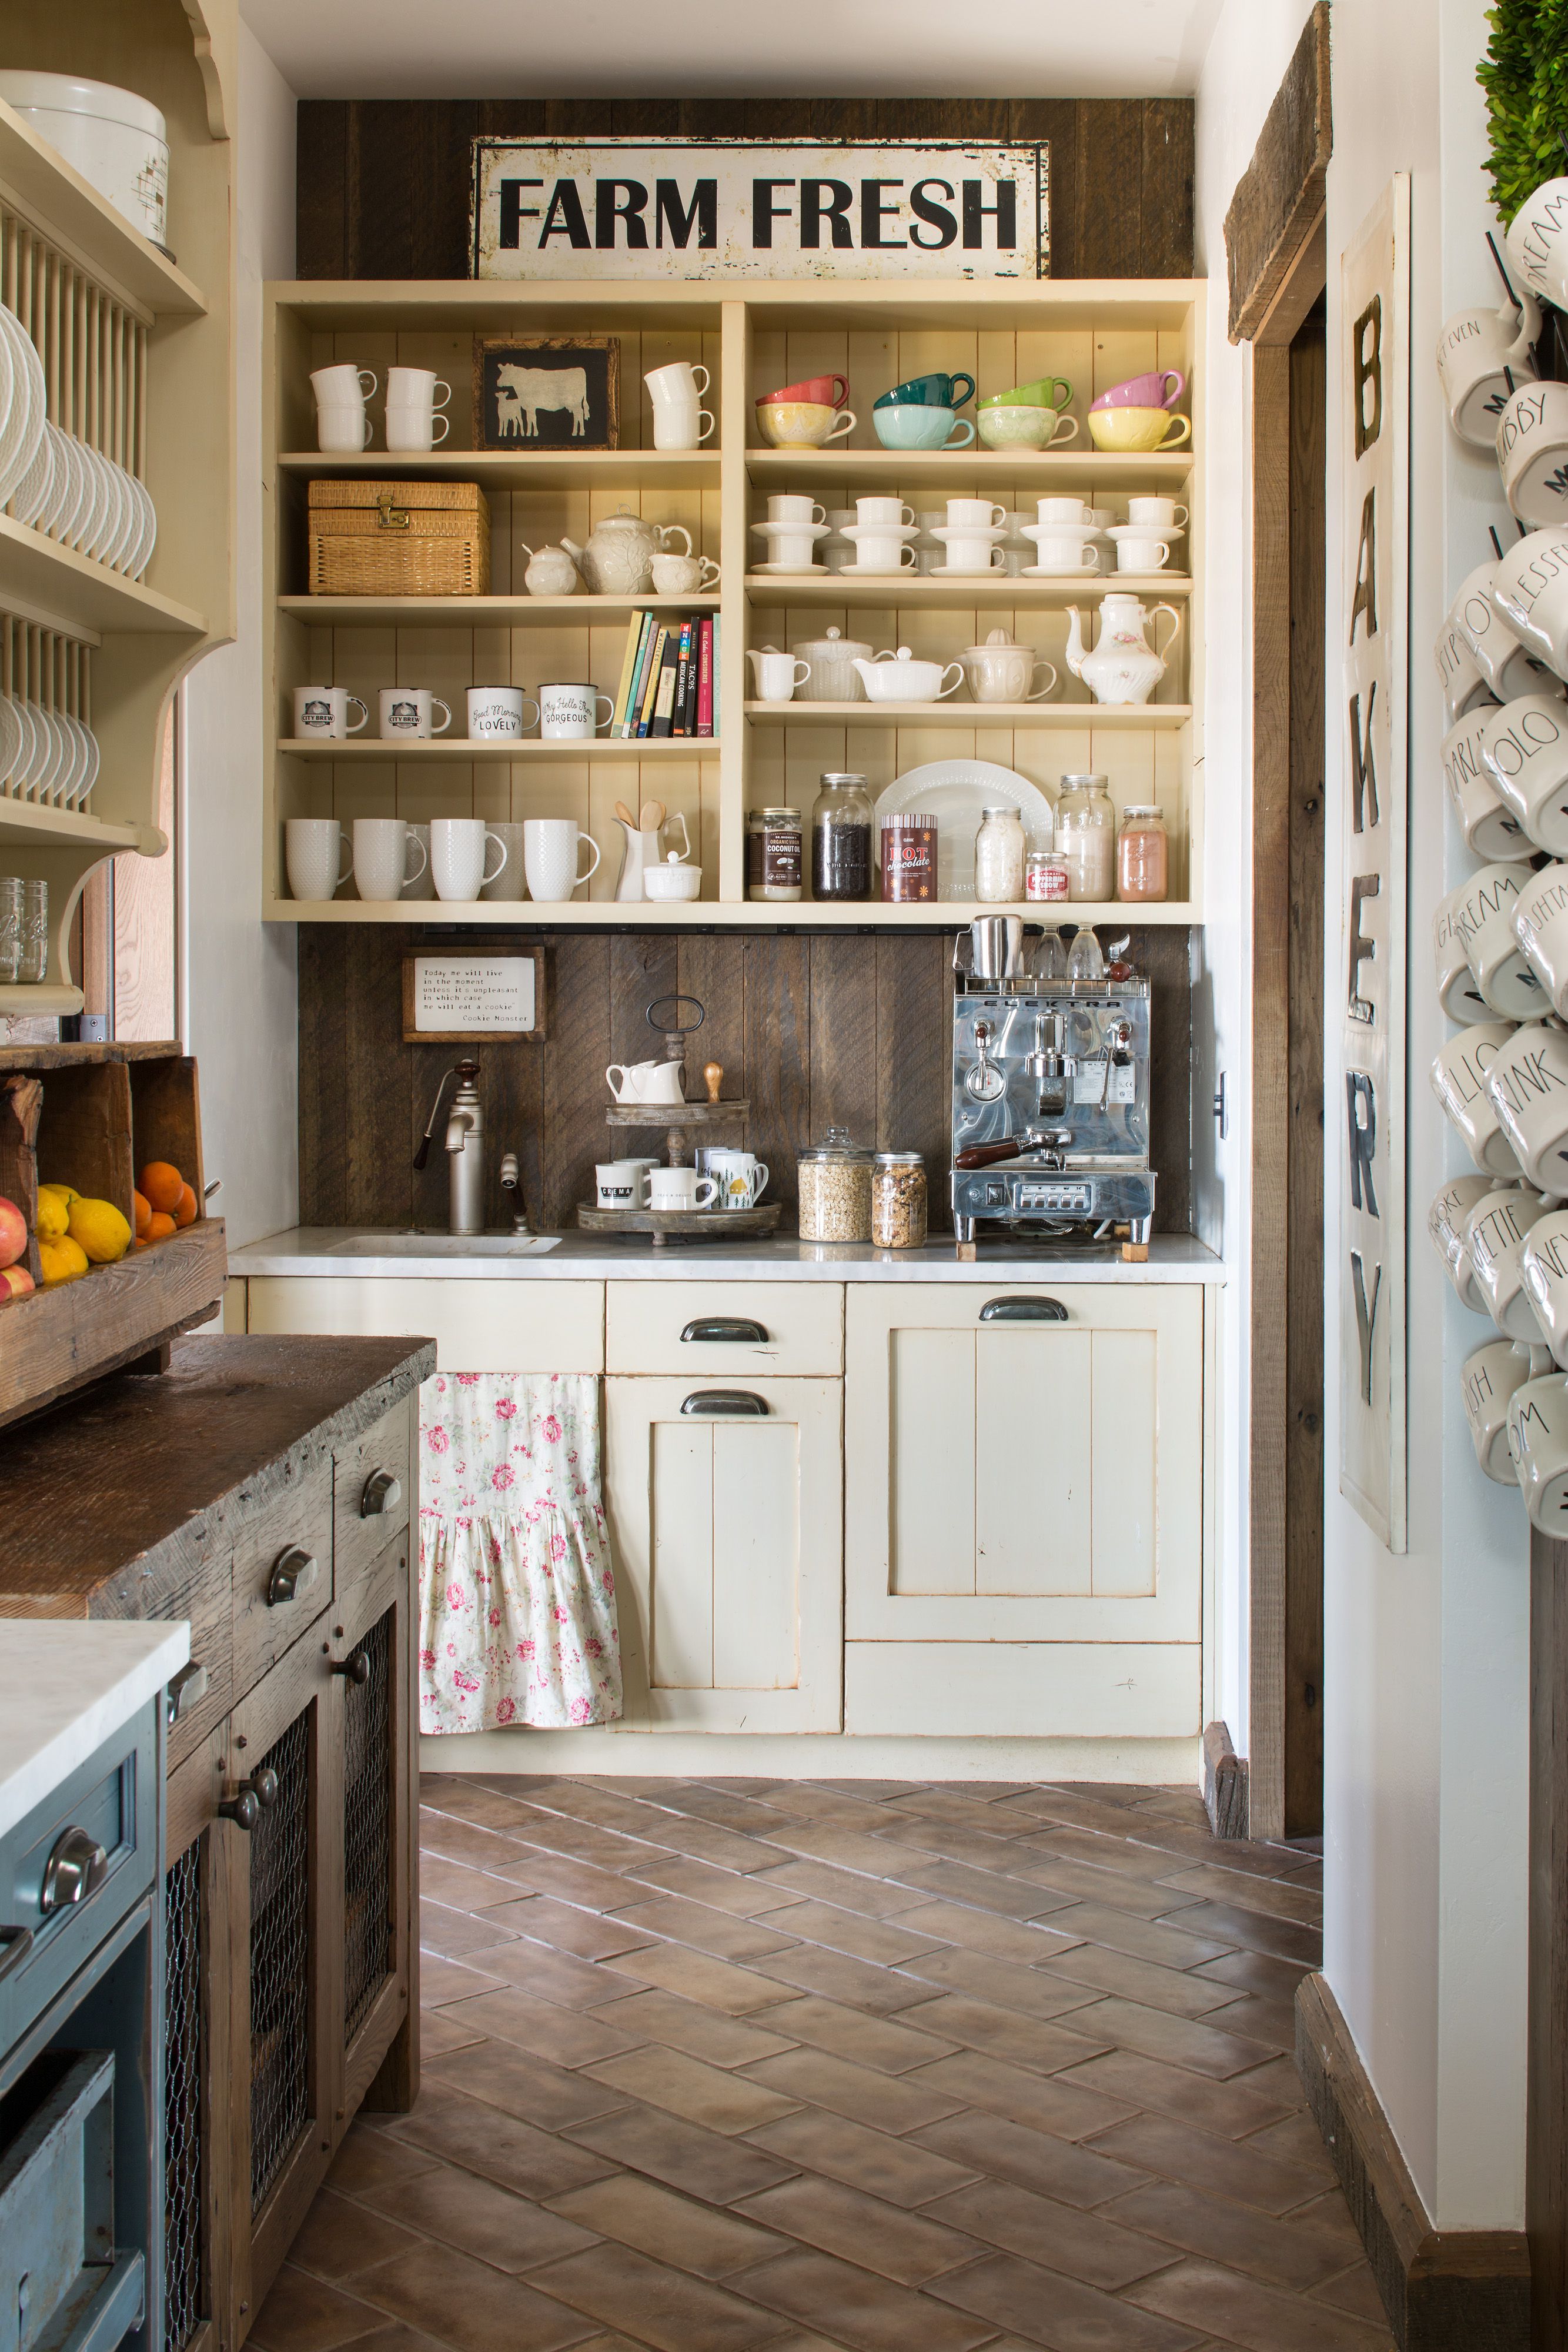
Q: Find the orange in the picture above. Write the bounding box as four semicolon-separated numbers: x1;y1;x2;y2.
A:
132;1188;152;1238
138;1161;184;1215
145;1211;176;1242
174;1182;198;1228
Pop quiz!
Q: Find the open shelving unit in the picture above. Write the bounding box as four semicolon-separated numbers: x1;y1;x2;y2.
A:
0;0;236;1015
263;276;1202;928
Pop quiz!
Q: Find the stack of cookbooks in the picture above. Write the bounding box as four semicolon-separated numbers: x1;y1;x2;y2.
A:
610;610;718;739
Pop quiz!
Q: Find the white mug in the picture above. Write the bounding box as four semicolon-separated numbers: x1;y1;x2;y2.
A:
651;552;720;595
1116;537;1172;572
1432;1020;1526;1176
379;689;452;740
1484;1021;1568;1188
1455;862;1546;1019
1028;532;1099;572
316;404;372;453
646;361;710;405
354;816;422;903
1431;1171;1504;1312
747;648;811;703
647;1166;718;1212
1509;181;1568;306
1435;883;1493;1024
1490;526;1568;676
1036;496;1092;526
402;821;434;901
467;686;539;740
524;817;600;901
293;686;368;740
770;495;828;526
1497;380;1568;529
1437;297;1541;445
1447;705;1533;861
762;529;822;572
1464;1337;1547;1480
539;682;614;740
1515;863;1568;1015
385;406;451;452
606;1058;684;1104
948;498;1007;530
651;402;714;450
938;534;1007;576
1126;496;1189;531
697;1147;769;1207
480;823;528;902
430;816;508;901
857;497;917;527
387;365;451;412
1522;1208;1568;1364
1479;691;1568;851
1435;614;1490;723
285;816;352;903
1468;1184;1557;1340
1507;1371;1568;1527
595;1159;656;1208
310;363;377;405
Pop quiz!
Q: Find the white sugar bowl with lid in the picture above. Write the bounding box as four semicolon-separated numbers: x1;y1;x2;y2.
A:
961;627;1058;705
792;625;872;702
852;646;966;704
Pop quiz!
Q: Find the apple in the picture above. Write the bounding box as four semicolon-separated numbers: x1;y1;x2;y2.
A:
0;1194;25;1270
0;1263;34;1299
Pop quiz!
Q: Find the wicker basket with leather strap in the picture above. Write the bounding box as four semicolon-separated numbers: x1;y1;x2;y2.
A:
307;479;491;596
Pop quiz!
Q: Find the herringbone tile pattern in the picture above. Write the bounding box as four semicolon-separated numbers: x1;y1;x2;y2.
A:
253;1773;1393;2352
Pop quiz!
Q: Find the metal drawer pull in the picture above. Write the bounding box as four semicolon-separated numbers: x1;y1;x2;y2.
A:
266;1546;319;1606
680;1389;770;1416
978;1296;1068;1323
166;1659;209;1727
0;1924;34;1980
39;1826;109;1915
219;1767;280;1833
680;1317;770;1345
332;1649;371;1685
360;1468;403;1518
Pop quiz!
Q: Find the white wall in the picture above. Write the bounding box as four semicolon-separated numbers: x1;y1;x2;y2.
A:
180;21;298;1248
1195;0;1529;2233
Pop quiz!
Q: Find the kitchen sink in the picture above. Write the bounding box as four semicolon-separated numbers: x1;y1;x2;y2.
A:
327;1232;561;1257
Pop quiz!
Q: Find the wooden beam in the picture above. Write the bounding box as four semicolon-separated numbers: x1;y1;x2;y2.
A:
1201;1720;1249;1838
1223;3;1332;344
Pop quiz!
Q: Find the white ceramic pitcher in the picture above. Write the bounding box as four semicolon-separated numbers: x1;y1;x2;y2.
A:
1064;593;1183;706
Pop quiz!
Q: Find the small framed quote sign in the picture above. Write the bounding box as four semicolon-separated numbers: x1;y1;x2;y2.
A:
402;954;544;1043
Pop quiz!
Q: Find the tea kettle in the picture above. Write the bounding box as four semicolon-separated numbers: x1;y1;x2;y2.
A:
1064;593;1183;707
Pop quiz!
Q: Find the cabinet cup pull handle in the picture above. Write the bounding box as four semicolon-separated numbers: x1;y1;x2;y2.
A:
978;1296;1068;1322
0;1925;34;1981
680;1317;769;1345
332;1649;372;1685
166;1660;209;1727
680;1389;769;1416
360;1468;403;1518
39;1827;109;1915
266;1546;319;1606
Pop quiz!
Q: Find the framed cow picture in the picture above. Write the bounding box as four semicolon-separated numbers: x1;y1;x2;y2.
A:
473;335;620;449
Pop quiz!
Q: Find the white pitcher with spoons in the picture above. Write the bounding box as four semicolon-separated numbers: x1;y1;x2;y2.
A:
614;797;691;901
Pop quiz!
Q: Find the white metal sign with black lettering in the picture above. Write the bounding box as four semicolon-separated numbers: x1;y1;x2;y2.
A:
1339;176;1410;1552
472;139;1048;280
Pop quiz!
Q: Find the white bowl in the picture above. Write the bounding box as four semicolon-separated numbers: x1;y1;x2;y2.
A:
643;861;702;901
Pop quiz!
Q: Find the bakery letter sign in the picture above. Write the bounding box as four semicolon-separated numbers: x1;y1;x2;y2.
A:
473;139;1048;280
1339;178;1410;1552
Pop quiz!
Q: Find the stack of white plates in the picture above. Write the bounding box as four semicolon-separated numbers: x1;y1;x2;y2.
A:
0;302;156;580
0;693;100;810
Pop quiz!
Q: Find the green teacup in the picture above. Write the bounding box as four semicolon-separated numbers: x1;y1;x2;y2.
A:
980;376;1072;410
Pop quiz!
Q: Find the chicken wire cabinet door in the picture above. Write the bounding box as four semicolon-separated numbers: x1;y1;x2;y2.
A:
842;1284;1205;1737
334;1528;419;2119
606;1376;843;1732
163;1730;233;2352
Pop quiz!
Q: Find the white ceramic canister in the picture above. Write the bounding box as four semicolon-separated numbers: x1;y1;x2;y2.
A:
791;626;872;703
0;73;169;248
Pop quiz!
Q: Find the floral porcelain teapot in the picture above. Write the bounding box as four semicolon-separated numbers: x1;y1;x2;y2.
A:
561;509;693;596
1064;592;1183;707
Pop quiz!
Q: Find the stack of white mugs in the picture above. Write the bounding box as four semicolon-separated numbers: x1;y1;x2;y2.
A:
311;364;452;453
643;361;713;451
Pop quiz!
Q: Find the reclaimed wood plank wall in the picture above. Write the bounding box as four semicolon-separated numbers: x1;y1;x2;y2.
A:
292;97;1196;1237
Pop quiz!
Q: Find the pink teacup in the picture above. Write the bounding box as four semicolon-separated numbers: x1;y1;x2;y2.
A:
1091;369;1186;412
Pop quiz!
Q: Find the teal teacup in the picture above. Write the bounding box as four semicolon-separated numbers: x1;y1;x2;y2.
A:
874;370;976;410
872;404;977;451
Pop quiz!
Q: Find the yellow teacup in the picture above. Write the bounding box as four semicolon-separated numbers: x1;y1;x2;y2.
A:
1087;405;1192;453
757;401;857;449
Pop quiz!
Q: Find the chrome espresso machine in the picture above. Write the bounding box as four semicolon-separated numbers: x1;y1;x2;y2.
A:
950;916;1156;1250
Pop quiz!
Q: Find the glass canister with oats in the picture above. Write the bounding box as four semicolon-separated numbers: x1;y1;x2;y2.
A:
797;1125;874;1241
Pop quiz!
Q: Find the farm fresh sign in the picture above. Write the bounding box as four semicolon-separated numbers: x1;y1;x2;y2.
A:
472;139;1049;280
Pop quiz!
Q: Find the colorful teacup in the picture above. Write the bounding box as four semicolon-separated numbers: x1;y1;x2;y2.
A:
872;405;976;451
757;401;857;449
1086;406;1192;452
757;374;850;409
980;377;1072;410
978;405;1078;451
1092;369;1186;412
875;370;975;410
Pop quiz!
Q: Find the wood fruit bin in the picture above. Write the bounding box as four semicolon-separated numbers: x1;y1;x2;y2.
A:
0;1042;226;1428
307;479;491;597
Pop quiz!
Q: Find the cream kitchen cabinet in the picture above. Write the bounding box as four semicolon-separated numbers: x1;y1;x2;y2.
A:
242;1277;604;1372
606;1373;843;1734
843;1282;1206;1739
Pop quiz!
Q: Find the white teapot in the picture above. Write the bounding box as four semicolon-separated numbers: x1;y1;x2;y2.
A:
520;541;581;596
1065;593;1183;707
563;510;692;596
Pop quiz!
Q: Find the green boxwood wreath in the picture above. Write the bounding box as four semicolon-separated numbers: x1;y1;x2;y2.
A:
1481;0;1568;228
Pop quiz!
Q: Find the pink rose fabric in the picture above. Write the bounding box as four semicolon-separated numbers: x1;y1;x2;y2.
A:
417;1372;622;1734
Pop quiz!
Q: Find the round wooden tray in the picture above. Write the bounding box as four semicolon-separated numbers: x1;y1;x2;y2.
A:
577;1202;781;1247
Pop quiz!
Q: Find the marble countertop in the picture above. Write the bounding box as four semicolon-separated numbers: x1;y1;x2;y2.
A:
0;1619;188;1839
230;1228;1226;1285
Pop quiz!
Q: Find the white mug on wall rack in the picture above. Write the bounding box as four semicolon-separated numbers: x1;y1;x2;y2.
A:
1522;1208;1568;1363
1437;295;1541;444
1479;691;1568;851
1463;1338;1547;1481
1453;861;1544;1019
1431;1020;1525;1176
524;817;600;901
285;817;352;903
1450;706;1533;862
1507;1372;1568;1529
1514;863;1568;1014
1490;526;1568;674
1485;1021;1568;1188
1434;614;1490;724
539;682;614;739
353;816;423;903
430;816;509;901
293;685;368;740
467;686;539;740
646;1166;718;1212
1431;1171;1502;1309
1451;561;1555;701
1468;1184;1557;1341
379;689;452;740
1497;380;1568;529
1507;181;1568;309
650;552;720;595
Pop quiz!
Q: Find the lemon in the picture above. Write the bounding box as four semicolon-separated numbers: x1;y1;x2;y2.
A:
33;1190;68;1242
38;1181;79;1207
66;1198;132;1265
38;1234;88;1285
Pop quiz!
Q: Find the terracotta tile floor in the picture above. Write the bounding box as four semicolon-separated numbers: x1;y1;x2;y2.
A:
253;1773;1395;2352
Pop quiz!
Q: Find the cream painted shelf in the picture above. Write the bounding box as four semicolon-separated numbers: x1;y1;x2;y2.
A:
264;272;1205;924
0;95;206;316
0;797;157;852
269;896;1201;928
0;517;208;640
0;979;83;1015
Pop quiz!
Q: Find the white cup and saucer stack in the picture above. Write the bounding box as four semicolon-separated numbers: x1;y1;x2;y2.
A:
751;493;830;574
644;362;714;451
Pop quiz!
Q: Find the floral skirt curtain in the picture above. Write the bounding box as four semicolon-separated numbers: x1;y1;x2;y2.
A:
417;1371;623;1734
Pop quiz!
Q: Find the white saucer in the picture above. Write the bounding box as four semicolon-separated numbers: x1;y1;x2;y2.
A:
1106;521;1183;542
929;563;1010;578
751;519;830;539
1021;560;1101;576
750;560;829;576
838;560;921;576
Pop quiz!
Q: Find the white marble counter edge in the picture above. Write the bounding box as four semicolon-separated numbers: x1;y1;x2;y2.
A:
0;1619;189;1839
229;1229;1228;1284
